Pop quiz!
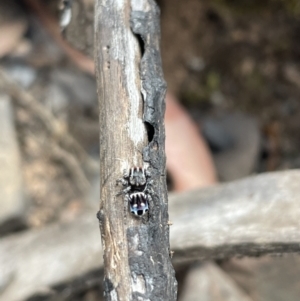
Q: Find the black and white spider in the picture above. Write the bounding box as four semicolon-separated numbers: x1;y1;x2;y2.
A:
118;167;153;216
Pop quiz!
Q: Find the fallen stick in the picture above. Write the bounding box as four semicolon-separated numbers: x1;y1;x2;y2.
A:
170;169;300;262
1;170;300;301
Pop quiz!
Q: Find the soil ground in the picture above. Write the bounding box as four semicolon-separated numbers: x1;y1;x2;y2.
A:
160;0;300;172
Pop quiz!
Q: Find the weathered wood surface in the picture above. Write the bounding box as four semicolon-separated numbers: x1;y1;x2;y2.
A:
94;0;147;298
94;0;176;300
170;169;300;262
0;212;101;301
1;170;300;300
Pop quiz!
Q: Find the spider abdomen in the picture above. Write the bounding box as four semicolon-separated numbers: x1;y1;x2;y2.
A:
129;192;149;216
119;167;152;217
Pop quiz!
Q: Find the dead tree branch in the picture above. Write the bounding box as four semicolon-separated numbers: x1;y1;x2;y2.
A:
94;0;177;300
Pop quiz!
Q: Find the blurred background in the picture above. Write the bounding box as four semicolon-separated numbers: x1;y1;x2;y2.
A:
0;0;300;300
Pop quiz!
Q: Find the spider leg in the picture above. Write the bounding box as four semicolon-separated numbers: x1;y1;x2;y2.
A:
144;180;154;194
121;179;129;186
146;179;154;186
145;185;154;195
116;178;128;186
146;193;152;202
145;168;151;178
123;169;130;178
116;186;130;196
122;186;131;194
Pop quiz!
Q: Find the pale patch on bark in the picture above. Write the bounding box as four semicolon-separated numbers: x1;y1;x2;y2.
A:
115;0;125;10
110;289;118;301
131;0;150;12
132;274;146;294
110;24;145;148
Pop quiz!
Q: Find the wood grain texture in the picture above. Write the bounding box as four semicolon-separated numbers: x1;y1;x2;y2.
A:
94;0;177;300
170;170;300;262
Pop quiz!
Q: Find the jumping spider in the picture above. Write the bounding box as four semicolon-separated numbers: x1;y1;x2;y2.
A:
118;167;153;217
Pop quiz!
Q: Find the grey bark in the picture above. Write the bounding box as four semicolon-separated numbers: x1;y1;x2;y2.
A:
94;1;177;300
1;170;300;301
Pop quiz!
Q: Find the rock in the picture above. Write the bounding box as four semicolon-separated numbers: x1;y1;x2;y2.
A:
44;82;69;115
3;64;36;88
179;263;253;301
202;112;261;181
202;116;234;152
0;95;25;233
186;56;205;72
50;69;97;108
